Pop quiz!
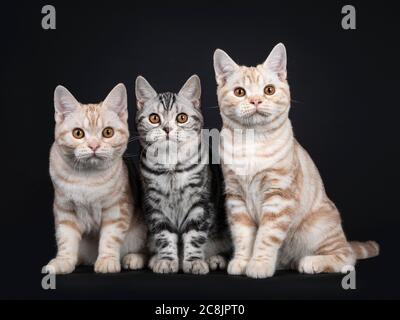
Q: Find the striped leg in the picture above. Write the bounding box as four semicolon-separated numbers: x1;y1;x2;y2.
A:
298;209;355;274
95;204;128;273
149;231;179;273
45;199;82;274
182;230;209;274
181;206;210;275
226;195;257;275
246;192;293;278
148;215;179;274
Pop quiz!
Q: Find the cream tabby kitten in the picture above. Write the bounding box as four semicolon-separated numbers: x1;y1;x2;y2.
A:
214;43;379;278
44;84;146;274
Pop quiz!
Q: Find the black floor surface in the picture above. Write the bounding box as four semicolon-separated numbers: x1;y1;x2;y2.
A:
22;257;396;300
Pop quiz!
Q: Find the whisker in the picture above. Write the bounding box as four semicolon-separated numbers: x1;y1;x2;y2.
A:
291;98;303;104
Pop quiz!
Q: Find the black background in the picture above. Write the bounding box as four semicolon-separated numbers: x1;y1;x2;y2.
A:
1;0;399;300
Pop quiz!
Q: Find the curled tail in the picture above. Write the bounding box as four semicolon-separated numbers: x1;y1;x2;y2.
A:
350;241;380;260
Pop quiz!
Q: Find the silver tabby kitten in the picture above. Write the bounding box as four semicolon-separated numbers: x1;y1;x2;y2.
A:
135;75;230;274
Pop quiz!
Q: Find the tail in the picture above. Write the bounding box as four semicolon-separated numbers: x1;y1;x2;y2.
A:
350;241;380;260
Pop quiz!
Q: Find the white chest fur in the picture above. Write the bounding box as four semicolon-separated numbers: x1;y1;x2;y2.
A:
220;124;293;178
50;145;124;233
220;124;295;219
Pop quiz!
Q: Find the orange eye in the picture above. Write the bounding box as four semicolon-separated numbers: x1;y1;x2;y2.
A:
264;85;275;95
149;113;160;124
234;87;246;97
102;127;114;138
72;128;85;139
176;113;188;124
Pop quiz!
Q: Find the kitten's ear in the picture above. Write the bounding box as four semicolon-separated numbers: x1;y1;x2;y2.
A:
103;83;128;120
213;49;239;85
263;43;287;80
178;74;201;108
135;76;157;109
54;85;80;123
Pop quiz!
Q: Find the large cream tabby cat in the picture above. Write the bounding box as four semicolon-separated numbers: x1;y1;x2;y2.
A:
214;43;379;278
44;84;146;274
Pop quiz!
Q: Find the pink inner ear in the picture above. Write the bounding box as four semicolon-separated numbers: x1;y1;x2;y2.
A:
137;100;146;109
216;74;227;86
105;98;127;117
103;84;127;117
263;45;287;80
55;112;64;123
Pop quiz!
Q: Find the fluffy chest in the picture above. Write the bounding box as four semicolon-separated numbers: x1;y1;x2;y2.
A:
53;174;119;206
51;164;125;231
156;171;193;206
147;170;203;229
221;130;295;219
63;180;118;228
221;138;275;178
149;169;190;199
220;125;293;177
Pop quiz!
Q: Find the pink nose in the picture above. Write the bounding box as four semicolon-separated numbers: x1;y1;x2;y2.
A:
250;98;262;107
88;142;100;152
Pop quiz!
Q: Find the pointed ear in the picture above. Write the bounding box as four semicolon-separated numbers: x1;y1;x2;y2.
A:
178;74;201;108
213;49;239;85
54;85;80;123
263;43;287;80
135;76;157;109
103;83;128;120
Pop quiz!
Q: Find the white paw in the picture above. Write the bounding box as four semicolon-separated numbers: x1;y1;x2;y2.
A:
183;259;209;275
207;255;227;270
94;256;121;273
122;253;146;270
227;258;249;275
44;257;76;275
245;259;275;279
298;256;321;274
298;255;342;274
149;256;179;274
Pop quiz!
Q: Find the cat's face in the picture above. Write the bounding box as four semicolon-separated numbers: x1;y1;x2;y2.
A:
214;43;290;128
135;75;203;148
53;84;129;170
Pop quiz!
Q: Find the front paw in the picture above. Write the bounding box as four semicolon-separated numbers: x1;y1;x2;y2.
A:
245;259;275;279
207;255;227;270
227;258;249;275
94;256;121;273
183;259;209;275
44;257;76;274
122;253;146;270
149;256;179;274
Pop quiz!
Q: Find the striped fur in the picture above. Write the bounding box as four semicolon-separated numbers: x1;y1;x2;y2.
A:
214;44;379;278
135;75;230;274
44;84;146;274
